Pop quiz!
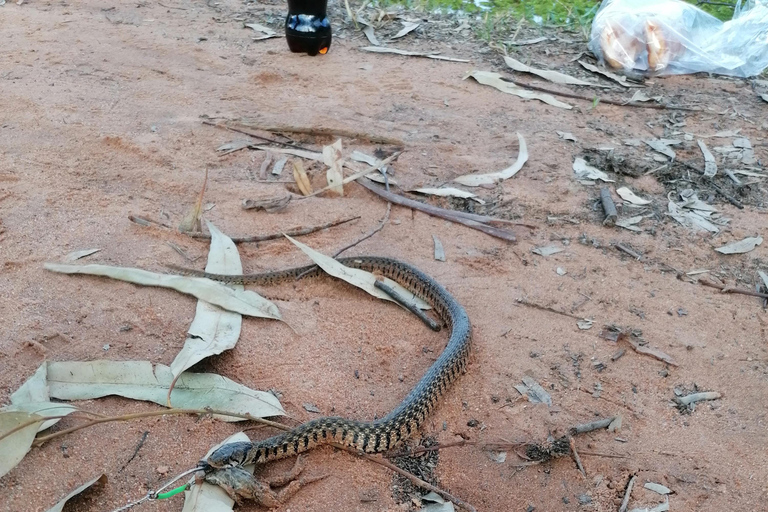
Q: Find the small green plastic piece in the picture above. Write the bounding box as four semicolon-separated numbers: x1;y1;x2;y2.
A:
156;484;188;499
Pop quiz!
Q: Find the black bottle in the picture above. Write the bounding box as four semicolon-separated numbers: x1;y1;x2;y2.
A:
285;0;332;56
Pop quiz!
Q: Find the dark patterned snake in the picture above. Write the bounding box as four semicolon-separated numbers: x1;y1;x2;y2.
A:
173;257;471;473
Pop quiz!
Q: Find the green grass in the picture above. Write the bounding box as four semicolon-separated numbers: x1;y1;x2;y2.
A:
370;0;736;28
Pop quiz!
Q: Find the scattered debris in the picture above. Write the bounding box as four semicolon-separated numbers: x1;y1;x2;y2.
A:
292;159;313;196
644;139;678;160
303;403;321;414
569;416;619;435
453;133;528;186
578;60;640;88
616;187;651;205
64;248;101;262
698;140;717;177
391;21;420;39
714;236;762;255
432;235;446;262
413;187;485;204
557;131;577;141
241;195;292;212
360;46;469;62
616;216;645;232
644;482;672;495
514;376;553;406
323;139;345;196
178;169;208;233
504;56;608;87
272;156;288;176
618;474;637;512
673;390;722;412
467;71;573;109
244;22;278;40
600;187;618;226
574;158;614;182
532;245;563;256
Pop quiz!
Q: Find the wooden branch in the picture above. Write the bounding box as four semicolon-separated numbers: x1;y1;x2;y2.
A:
356;179;517;242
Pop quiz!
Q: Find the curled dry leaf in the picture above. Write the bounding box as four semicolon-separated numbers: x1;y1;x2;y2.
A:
48;361;285;421
714;236;762;254
44;262;281;319
453;133;528;187
467;71;572;109
292;159;313;196
391;21;420;39
242;195;292;212
616;187;651;205
323;138;344;196
45;474;108;512
285;235;429;310
179;169;208;233
698;140;717;177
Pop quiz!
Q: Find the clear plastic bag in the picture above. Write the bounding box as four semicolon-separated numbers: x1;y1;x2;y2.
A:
588;0;768;77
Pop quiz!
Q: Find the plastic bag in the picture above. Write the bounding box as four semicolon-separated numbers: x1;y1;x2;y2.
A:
588;0;768;77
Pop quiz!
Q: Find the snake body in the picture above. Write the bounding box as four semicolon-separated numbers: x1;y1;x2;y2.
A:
179;257;471;470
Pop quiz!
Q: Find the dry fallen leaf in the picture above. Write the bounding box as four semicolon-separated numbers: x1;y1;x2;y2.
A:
48;361;285;421
616;187;651;205
504;56;608;87
179;169;208;233
292;159;313;196
168;221;246;400
44;262;281;319
323;138;344;196
468;71;572;109
360;46;469;62
391;21;420;39
3;363;77;431
714;236;763;254
453;133;528;186
573;157;614;182
0;411;43;478
45;474;107;512
284;235;429;310
698;140;717;177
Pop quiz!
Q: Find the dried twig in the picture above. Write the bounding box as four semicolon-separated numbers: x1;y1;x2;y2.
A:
569;416;616;435
332;446;477;512
235;121;405;146
131;214;360;244
516;298;583;319
699;278;768;299
673;391;721;406
569;437;586;478
619;474;637;512
356;179;517;242
498;76;699;111
333;204;390;257
201;120;313;151
118;431;149;473
615;243;643;260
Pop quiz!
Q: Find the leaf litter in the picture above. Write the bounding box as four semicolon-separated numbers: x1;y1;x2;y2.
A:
47;361;285;421
45;474;107;512
467;71;572;109
504;56;609;88
714;236;763;254
44;262;281;319
168;221;246;398
285;235;429;310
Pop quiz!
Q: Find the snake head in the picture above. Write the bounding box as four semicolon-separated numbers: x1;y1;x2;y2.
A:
200;441;254;472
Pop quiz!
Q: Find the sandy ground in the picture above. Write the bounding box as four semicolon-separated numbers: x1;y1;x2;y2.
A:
1;1;767;511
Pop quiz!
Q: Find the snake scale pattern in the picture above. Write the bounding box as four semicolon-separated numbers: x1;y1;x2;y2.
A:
174;257;472;470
